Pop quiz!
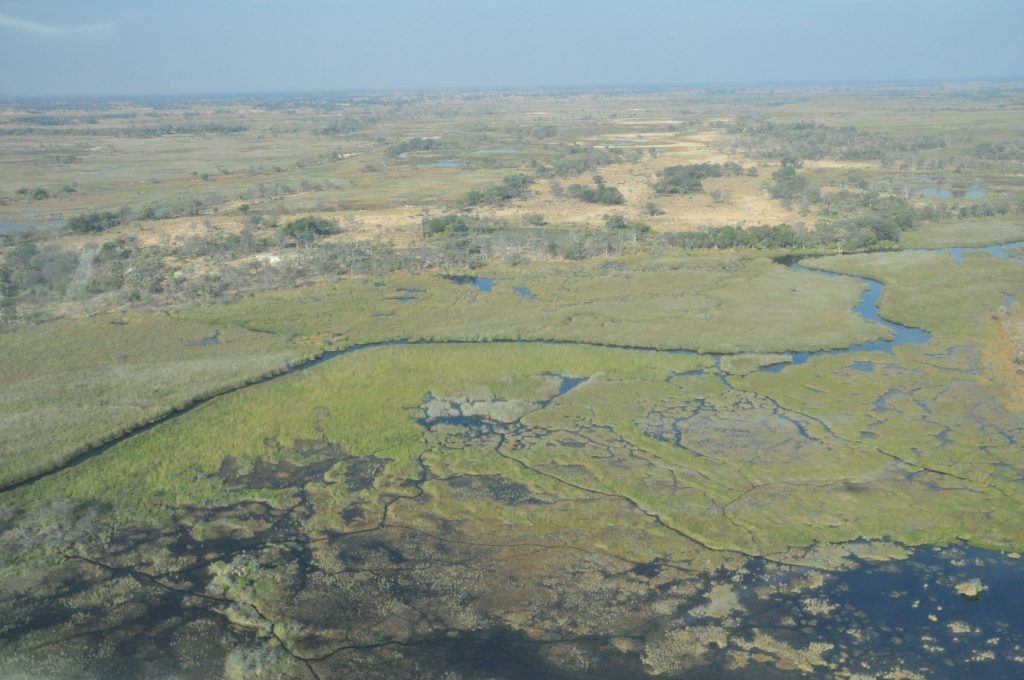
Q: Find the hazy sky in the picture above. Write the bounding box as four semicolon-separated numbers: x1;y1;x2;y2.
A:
1;0;1022;96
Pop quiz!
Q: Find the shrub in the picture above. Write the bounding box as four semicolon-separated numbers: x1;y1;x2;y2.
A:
462;174;534;206
66;211;123;234
568;183;625;205
279;216;339;243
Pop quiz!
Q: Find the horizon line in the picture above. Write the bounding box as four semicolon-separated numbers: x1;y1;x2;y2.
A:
2;76;1023;103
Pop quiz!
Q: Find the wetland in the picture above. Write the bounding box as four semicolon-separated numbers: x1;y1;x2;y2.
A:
2;83;1024;679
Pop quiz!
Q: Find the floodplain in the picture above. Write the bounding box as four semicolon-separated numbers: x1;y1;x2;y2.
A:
1;83;1023;679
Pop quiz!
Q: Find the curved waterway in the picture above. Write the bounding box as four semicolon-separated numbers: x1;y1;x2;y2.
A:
3;241;1021;494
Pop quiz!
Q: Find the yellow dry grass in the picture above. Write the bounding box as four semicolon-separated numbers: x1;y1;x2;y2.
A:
489;128;807;232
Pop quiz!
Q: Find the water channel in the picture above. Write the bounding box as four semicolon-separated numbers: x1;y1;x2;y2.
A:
5;240;1021;494
3;240;1023;678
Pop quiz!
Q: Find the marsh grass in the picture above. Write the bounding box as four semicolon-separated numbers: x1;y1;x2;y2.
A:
181;252;885;353
807;251;1024;341
901;218;1024;248
0;315;309;488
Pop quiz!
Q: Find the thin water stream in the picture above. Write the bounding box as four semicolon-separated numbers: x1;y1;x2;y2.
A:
2;240;1019;494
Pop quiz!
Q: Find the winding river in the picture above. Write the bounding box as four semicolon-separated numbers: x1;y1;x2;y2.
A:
2;240;1022;495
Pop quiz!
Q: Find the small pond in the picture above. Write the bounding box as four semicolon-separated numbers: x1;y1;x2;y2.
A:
917;187;987;199
424;159;464;168
448;275;494;292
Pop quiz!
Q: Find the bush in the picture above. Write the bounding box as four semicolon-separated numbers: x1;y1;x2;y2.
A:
568;183;625;205
462;174;534;206
666;223;802;250
603;214;650;232
278;216;339;243
66;211;124;234
654;162;743;195
389;137;442;156
423;214;470;237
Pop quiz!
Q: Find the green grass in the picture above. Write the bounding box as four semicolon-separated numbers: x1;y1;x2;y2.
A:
901;218;1024;248
0;315;309;488
181;252;885;354
807;250;1024;341
0;250;889;490
4;83;1024;680
5;338;1022;563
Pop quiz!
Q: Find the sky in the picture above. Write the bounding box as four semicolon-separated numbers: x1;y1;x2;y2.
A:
1;0;1022;97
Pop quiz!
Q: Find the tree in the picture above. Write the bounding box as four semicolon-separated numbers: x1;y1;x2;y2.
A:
568;182;625;205
422;214;469;238
462;174;534;206
0;266;16;327
279;216;339;244
654;163;741;195
67;211;124;234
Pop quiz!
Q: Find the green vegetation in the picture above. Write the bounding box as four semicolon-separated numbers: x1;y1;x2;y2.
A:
900;218;1024;248
2;85;1024;679
278;215;339;243
422;213;470;236
767;159;811;203
0;315;308;488
603;213;650;232
808;250;1024;341
462;173;534;206
568;176;626;204
388;136;443;156
178;253;885;354
66;210;125;234
666;223;802;249
655;162;744;195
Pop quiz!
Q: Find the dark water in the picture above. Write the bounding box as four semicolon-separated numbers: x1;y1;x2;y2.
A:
814;545;1024;677
448;275;493;292
764;240;1024;372
387;289;424;302
762;258;932;372
447;277;537;299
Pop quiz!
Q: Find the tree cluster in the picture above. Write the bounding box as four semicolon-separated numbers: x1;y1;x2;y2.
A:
389;137;442;156
462;174;534;206
278;216;340;244
66;211;125;234
568;176;625;205
654;162;744;195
